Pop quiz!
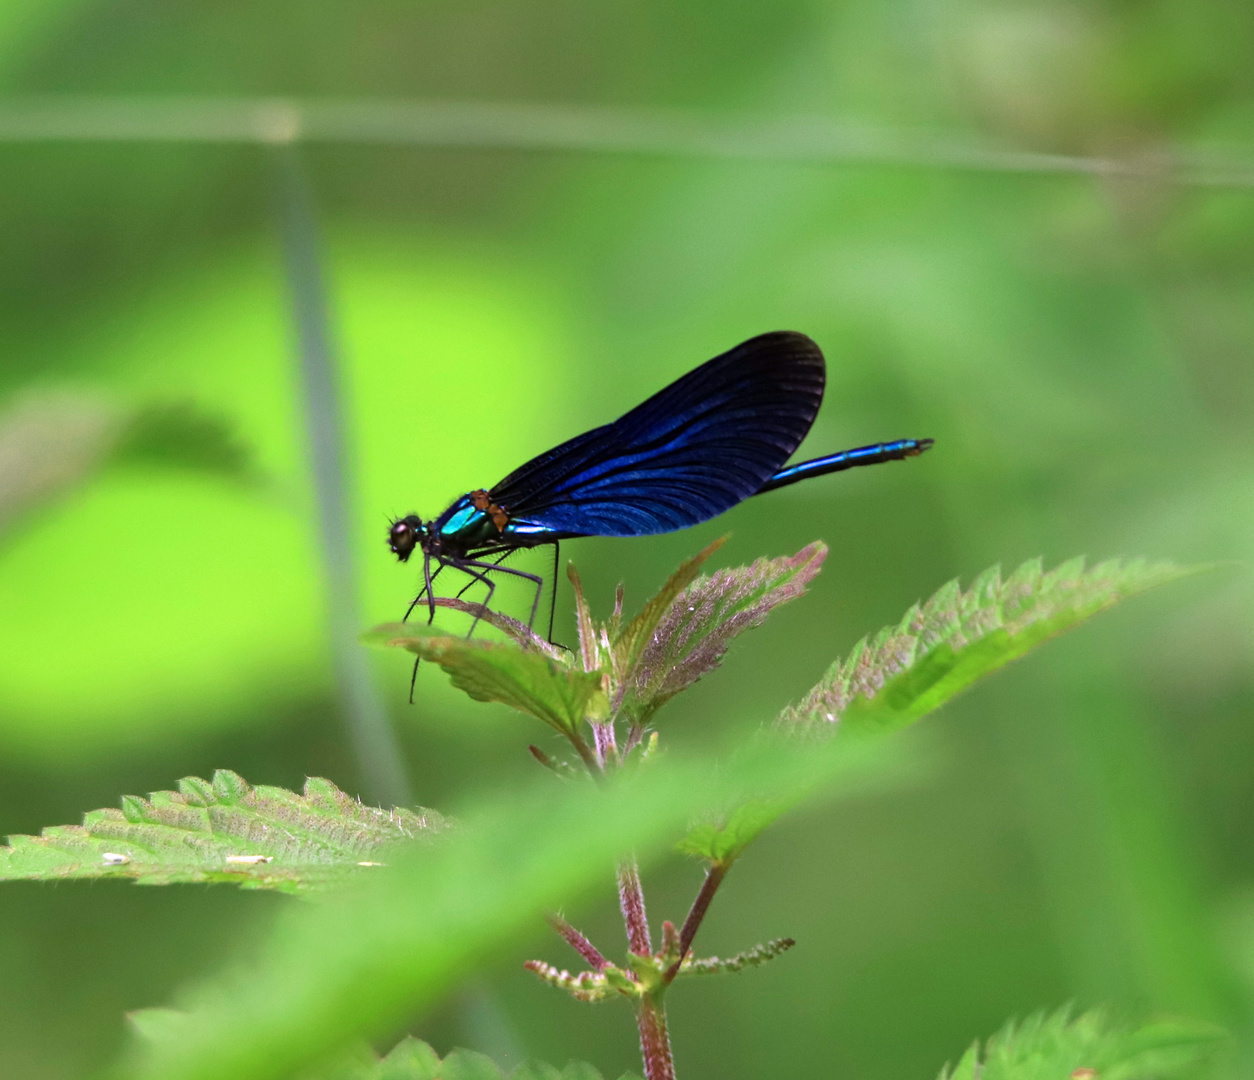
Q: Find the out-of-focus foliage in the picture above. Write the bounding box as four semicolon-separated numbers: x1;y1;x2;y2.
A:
0;771;448;892
127;1015;637;1080
0;0;1250;1077
115;734;899;1080
937;1007;1225;1080
0;393;254;539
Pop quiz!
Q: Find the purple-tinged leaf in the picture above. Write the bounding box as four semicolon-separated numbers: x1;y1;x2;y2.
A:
567;563;601;673
611;536;727;678
616;542;826;723
431;597;566;661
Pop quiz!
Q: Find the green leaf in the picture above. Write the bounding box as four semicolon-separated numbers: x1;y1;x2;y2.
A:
615;542;825;724
780;558;1199;737
129;1023;620;1080
675;798;787;863
937;1007;1224;1080
114;734;892;1080
363;624;607;736
0;771;448;893
441;1049;505;1080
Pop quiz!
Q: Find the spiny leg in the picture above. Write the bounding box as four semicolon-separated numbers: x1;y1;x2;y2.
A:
404;562;445;622
459;559;544;631
454;550;512;602
450;561;497;641
423;552;438;625
408;553;441;705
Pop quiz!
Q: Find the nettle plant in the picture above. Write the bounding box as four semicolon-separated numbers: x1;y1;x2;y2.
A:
0;540;1223;1080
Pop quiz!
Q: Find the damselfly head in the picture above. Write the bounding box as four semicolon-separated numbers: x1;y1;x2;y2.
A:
387;514;424;562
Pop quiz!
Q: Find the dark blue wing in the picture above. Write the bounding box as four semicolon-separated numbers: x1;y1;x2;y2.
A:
489;331;825;537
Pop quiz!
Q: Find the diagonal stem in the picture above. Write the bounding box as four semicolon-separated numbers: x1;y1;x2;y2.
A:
663;860;730;984
546;913;608;971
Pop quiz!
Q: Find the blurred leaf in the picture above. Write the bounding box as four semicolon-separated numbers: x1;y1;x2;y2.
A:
780;558;1199;737
0;770;448;893
129;1023;625;1080
675;797;786;863
114;733;891;1080
112;402;257;482
615;541;825;724
126;1008;189;1044
363;623;606;737
0;392;119;536
936;1007;1225;1080
0;392;257;541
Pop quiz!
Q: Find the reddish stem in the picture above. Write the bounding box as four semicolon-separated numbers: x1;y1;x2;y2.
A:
617;859;652;957
546;913;608;971
591;720;617;767
663;861;729;983
636;994;676;1080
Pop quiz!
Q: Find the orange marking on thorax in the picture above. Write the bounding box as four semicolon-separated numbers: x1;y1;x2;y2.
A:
470;489;510;533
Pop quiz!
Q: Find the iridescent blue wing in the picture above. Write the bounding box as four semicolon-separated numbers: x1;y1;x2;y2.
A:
489;331;825;538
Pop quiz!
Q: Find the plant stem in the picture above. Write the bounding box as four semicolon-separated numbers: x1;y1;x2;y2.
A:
569;730;602;774
591;720;617;767
617;858;652;957
546;913;608;970
664;860;729;983
273;144;412;809
618;859;677;1078
636;993;676;1080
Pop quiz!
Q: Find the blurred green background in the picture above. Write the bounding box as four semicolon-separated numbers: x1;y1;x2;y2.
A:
0;1;1252;1077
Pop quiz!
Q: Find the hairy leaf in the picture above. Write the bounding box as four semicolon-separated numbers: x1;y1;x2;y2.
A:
937;1007;1224;1080
616;542;825;723
611;536;726;680
364;624;606;736
430;597;566;660
780;558;1196;736
566;562;603;676
0;771;447;893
